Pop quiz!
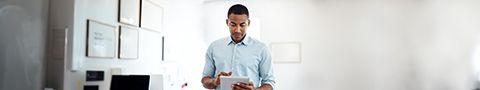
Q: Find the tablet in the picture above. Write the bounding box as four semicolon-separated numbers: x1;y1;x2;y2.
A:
219;76;250;90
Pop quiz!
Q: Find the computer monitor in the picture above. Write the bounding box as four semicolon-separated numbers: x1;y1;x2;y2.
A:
110;75;150;90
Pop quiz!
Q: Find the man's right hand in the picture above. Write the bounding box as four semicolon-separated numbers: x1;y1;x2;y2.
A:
213;71;232;86
202;71;232;89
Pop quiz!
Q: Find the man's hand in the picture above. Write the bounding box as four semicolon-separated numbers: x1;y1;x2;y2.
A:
232;83;273;90
213;72;232;86
201;71;232;89
232;82;254;90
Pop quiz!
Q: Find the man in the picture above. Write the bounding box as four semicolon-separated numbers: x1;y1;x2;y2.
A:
201;4;275;90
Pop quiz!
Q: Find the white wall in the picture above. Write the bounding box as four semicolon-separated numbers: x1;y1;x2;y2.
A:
0;0;49;90
159;0;206;89
199;0;480;90
247;0;480;90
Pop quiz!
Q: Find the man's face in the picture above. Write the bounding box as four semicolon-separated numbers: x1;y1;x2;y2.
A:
226;14;249;43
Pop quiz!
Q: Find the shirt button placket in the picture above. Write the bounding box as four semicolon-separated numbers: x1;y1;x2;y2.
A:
231;44;237;72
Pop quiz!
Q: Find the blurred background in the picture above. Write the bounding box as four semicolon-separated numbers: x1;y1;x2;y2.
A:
1;0;480;90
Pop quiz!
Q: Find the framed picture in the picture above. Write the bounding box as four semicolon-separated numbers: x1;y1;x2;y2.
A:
270;42;302;63
139;28;163;61
86;19;117;58
118;0;141;26
119;25;139;59
141;0;164;32
162;36;164;61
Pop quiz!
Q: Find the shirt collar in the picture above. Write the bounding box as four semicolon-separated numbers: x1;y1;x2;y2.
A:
227;35;250;46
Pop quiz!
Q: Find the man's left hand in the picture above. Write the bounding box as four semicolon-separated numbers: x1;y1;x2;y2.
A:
232;82;254;90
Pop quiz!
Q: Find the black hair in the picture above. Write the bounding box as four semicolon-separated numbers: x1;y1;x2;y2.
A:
227;4;249;18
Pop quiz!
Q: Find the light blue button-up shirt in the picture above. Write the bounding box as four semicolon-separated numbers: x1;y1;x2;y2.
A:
203;36;276;89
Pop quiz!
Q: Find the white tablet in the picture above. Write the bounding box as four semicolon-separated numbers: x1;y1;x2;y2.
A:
219;76;250;90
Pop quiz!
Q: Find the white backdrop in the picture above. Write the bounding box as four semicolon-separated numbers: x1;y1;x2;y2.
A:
202;0;480;90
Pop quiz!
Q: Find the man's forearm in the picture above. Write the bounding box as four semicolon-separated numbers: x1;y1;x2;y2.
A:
201;77;217;89
255;84;272;90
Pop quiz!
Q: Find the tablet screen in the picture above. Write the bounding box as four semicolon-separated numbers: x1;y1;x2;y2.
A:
219;76;250;90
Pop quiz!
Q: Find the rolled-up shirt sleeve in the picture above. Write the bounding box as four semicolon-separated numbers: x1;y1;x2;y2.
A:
202;44;215;78
259;47;276;89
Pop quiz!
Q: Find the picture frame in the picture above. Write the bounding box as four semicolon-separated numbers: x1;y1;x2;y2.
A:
270;42;302;63
138;28;164;61
118;25;139;59
118;0;141;26
86;19;117;58
141;0;164;32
